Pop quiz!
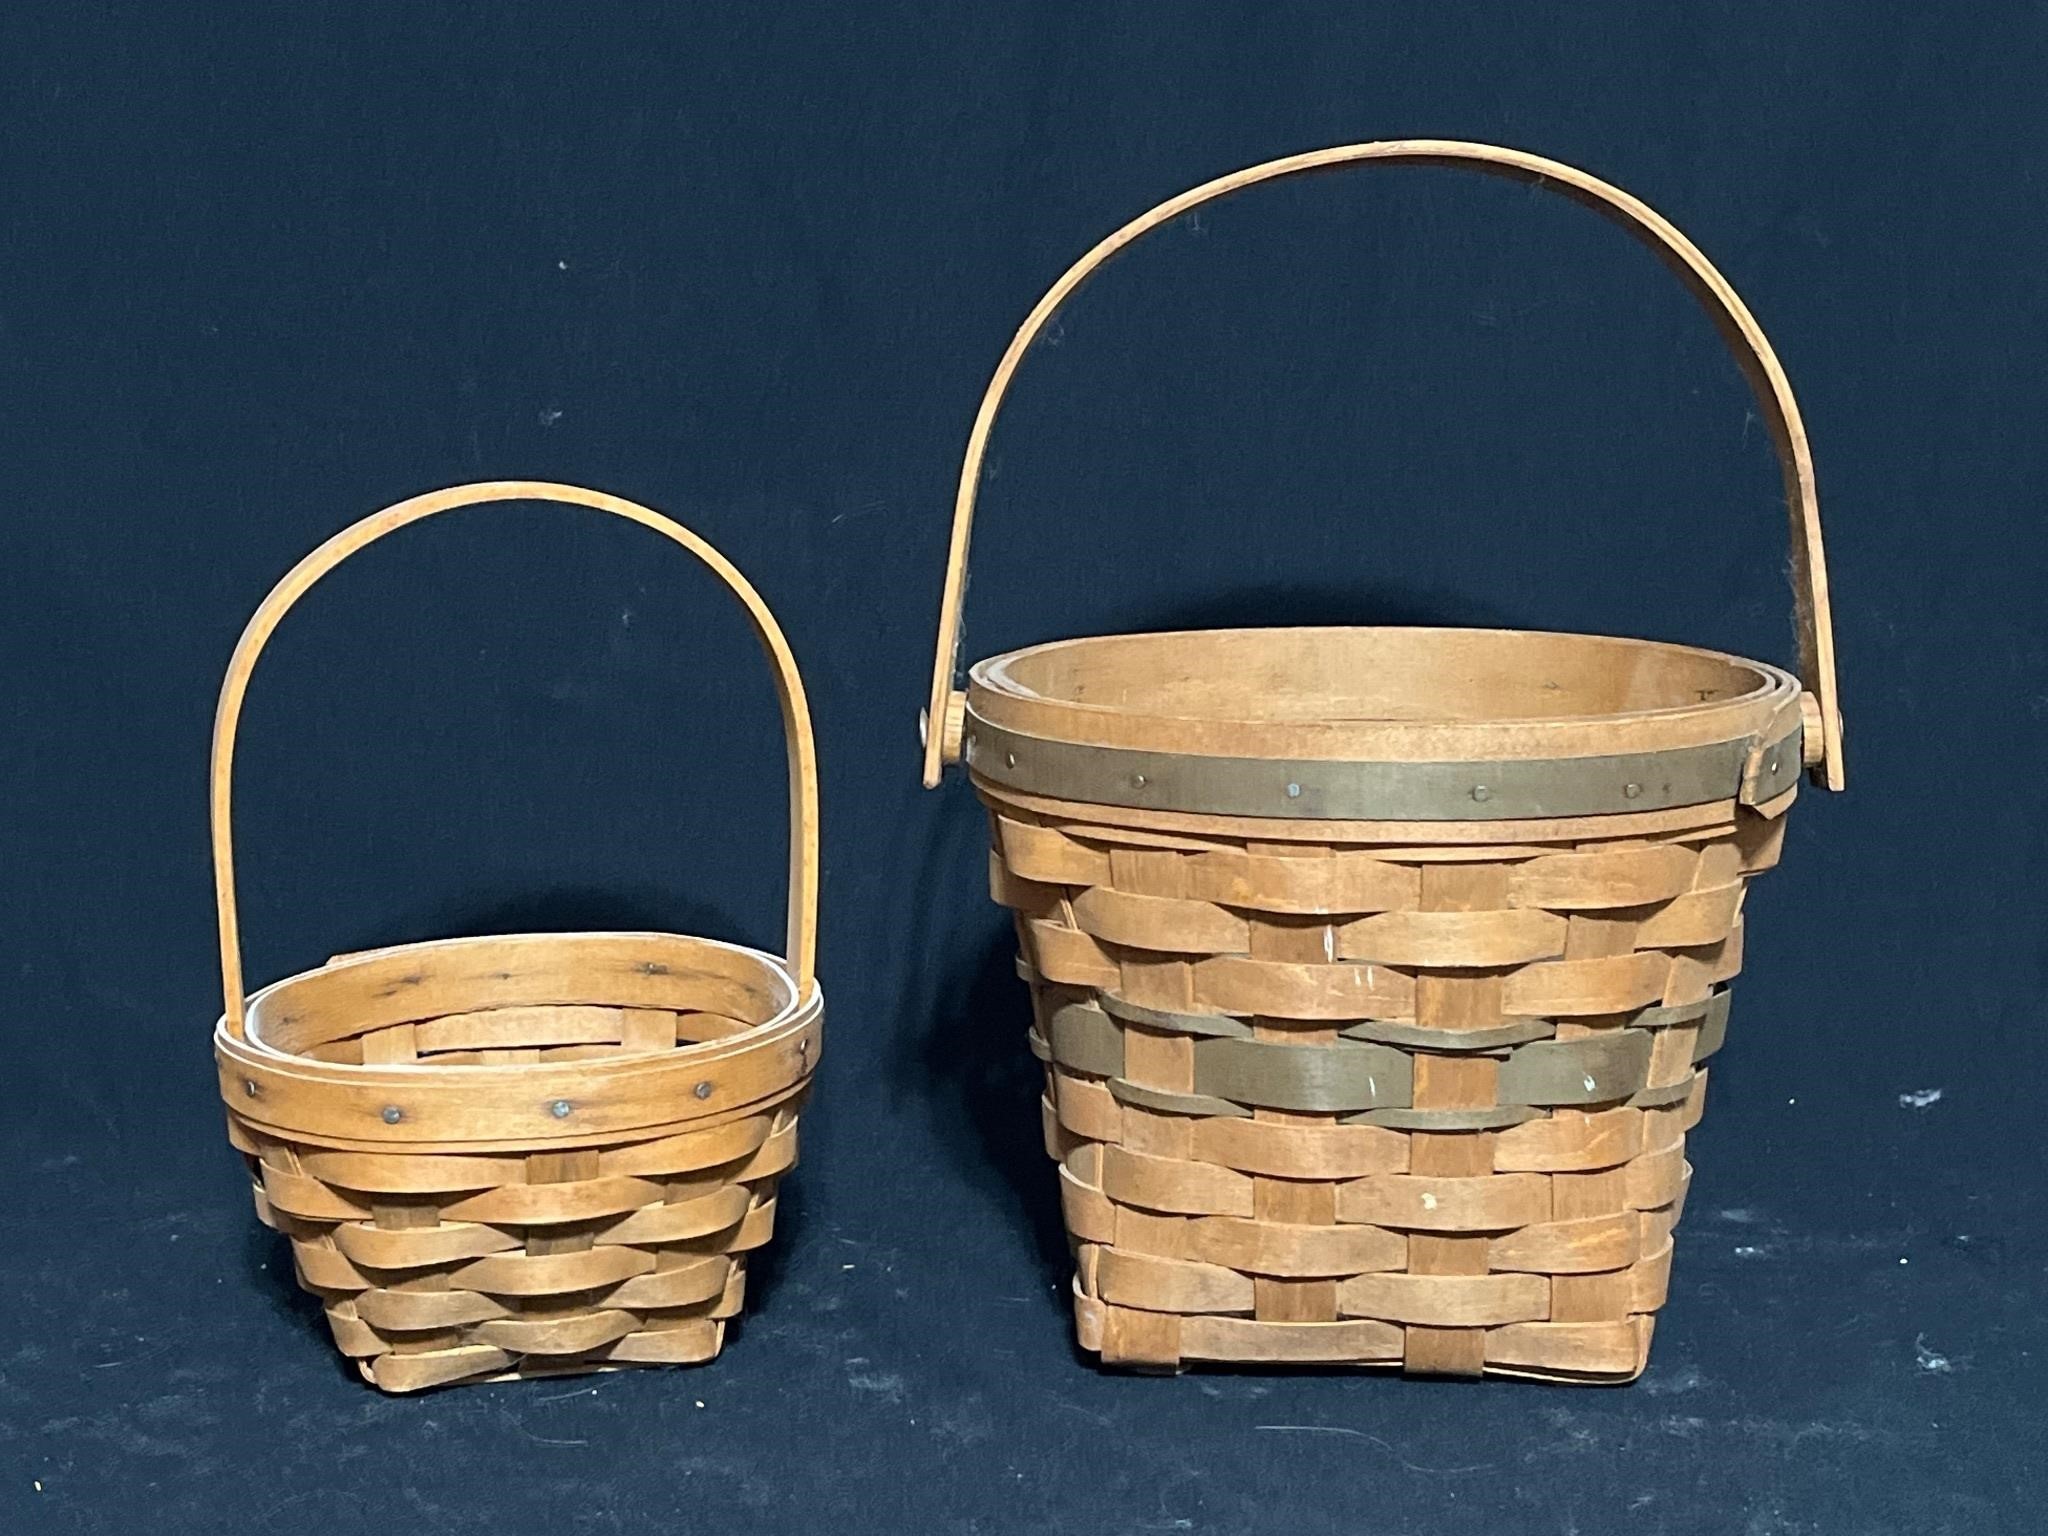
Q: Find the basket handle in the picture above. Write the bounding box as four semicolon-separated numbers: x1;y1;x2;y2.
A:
920;139;1844;792
212;480;821;1037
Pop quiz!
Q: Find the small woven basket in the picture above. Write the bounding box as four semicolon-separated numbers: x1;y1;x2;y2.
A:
213;482;823;1393
921;142;1845;1382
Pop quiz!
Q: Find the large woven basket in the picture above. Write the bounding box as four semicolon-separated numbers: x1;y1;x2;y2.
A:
213;482;823;1393
920;142;1844;1382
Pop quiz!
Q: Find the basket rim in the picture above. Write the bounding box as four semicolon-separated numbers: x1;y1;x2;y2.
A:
964;627;1803;821
972;625;1790;737
215;930;822;1148
970;774;1771;846
227;930;808;1072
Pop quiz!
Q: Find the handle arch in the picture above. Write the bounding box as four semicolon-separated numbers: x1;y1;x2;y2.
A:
213;480;820;1036
921;138;1844;791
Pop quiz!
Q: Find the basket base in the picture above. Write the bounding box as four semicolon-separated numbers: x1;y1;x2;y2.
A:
1072;1281;1655;1383
351;1315;734;1393
237;1092;800;1394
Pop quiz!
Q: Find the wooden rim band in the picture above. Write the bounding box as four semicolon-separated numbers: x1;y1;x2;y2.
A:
964;709;1804;820
218;954;823;1148
211;481;822;1033
922;139;1845;792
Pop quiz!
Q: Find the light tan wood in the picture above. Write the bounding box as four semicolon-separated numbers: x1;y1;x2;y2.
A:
213;479;820;1024
1489;1213;1640;1274
1095;1248;1254;1314
1494;1108;1646;1174
1397;864;1507;1375
1182;1216;1406;1278
1001;789;1790;1381
1177;1315;1403;1366
971;628;1803;765
922;139;1844;790
1334;907;1567;968
940;146;1841;1383
1099;1144;1255;1217
209;484;823;1393
1506;845;1700;910
1070;886;1250;954
1335;1173;1550;1232
227;981;813;1389
1485;1320;1647;1379
1186;1116;1408;1180
1242;904;1344;1328
1051;1079;1123;1145
1338;1272;1551;1328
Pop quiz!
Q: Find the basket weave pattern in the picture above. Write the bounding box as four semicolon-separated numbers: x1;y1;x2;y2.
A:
209;483;826;1393
927;142;1842;1382
986;788;1790;1380
228;1001;806;1394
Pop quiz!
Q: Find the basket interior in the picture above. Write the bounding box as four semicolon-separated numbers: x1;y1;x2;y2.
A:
977;627;1778;727
244;932;798;1070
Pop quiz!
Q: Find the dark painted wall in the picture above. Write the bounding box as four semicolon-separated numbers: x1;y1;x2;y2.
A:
4;5;2041;1532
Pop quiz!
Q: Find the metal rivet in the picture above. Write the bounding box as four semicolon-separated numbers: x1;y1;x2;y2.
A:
242;1079;259;1098
381;1106;403;1125
1470;785;1491;802
1623;782;1643;799
1131;773;1147;789
549;1099;572;1119
694;1081;714;1100
1285;782;1301;799
1766;756;1779;774
1005;751;1017;769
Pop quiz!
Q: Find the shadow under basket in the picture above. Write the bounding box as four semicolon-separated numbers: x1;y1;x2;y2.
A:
218;931;820;1392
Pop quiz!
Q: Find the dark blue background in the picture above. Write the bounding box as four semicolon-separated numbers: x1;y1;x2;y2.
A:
3;4;2042;1532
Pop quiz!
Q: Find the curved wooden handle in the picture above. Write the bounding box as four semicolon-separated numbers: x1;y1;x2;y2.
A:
214;480;821;1035
921;139;1844;791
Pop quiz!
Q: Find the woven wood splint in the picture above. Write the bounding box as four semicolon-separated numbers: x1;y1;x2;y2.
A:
920;142;1844;1380
212;482;823;1392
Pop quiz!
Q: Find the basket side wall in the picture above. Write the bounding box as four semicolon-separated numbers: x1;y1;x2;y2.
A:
230;1093;804;1392
979;787;1790;1380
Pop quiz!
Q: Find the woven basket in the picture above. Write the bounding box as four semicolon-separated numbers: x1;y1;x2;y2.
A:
920;142;1844;1382
212;482;823;1393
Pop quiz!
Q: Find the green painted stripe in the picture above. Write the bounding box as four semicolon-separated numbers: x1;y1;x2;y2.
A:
967;710;1802;820
1193;1037;1412;1112
1340;1017;1553;1052
1044;1002;1124;1079
1634;992;1726;1029
1498;1029;1653;1106
1692;991;1731;1061
1629;1076;1697;1109
1108;1079;1252;1119
1349;1105;1543;1131
1099;993;1252;1039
